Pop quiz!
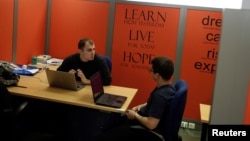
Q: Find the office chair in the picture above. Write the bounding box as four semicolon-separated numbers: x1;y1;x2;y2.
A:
136;80;188;141
162;79;188;141
102;56;112;72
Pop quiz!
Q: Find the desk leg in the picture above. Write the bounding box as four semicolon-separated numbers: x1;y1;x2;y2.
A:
200;123;208;141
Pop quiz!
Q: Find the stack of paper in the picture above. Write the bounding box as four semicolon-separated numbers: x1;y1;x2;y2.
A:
46;58;63;66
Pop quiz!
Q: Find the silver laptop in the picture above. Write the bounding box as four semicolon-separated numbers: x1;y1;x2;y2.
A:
45;69;84;91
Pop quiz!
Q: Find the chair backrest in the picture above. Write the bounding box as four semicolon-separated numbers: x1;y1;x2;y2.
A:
102;56;112;72
164;80;188;141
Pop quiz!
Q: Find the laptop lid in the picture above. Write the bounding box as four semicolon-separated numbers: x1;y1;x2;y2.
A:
45;69;84;91
90;72;105;101
90;72;127;108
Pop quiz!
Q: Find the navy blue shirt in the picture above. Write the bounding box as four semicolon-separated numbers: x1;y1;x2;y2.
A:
139;84;176;135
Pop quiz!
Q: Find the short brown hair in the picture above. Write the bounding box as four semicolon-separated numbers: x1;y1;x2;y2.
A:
151;57;174;80
78;38;94;50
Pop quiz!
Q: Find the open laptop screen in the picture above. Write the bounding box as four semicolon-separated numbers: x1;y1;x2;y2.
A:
90;72;104;99
90;71;127;108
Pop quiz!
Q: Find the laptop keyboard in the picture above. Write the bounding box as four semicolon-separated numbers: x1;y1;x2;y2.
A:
97;94;115;104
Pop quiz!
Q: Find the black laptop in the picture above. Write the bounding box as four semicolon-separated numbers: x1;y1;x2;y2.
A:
90;72;127;108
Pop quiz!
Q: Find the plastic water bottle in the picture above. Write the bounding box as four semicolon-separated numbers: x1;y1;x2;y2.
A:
42;55;47;70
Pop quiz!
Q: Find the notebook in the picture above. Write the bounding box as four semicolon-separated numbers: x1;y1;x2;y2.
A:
90;72;127;108
45;69;84;91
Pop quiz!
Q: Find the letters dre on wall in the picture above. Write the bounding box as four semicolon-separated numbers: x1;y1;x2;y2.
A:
180;9;222;120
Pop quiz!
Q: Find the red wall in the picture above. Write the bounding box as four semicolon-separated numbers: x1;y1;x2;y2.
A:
49;0;109;59
180;10;222;120
0;0;14;61
15;0;47;64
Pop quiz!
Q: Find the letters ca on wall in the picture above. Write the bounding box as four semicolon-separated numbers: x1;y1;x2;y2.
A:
180;9;222;119
112;3;180;85
183;10;222;75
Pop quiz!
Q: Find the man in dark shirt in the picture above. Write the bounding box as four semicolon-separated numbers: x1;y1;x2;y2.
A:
16;38;114;141
57;38;111;85
55;38;116;140
96;56;176;141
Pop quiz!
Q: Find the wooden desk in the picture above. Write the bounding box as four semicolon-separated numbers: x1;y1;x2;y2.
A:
8;68;138;113
199;104;211;141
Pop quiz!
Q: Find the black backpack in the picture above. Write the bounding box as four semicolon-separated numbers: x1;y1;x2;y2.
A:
0;61;20;86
